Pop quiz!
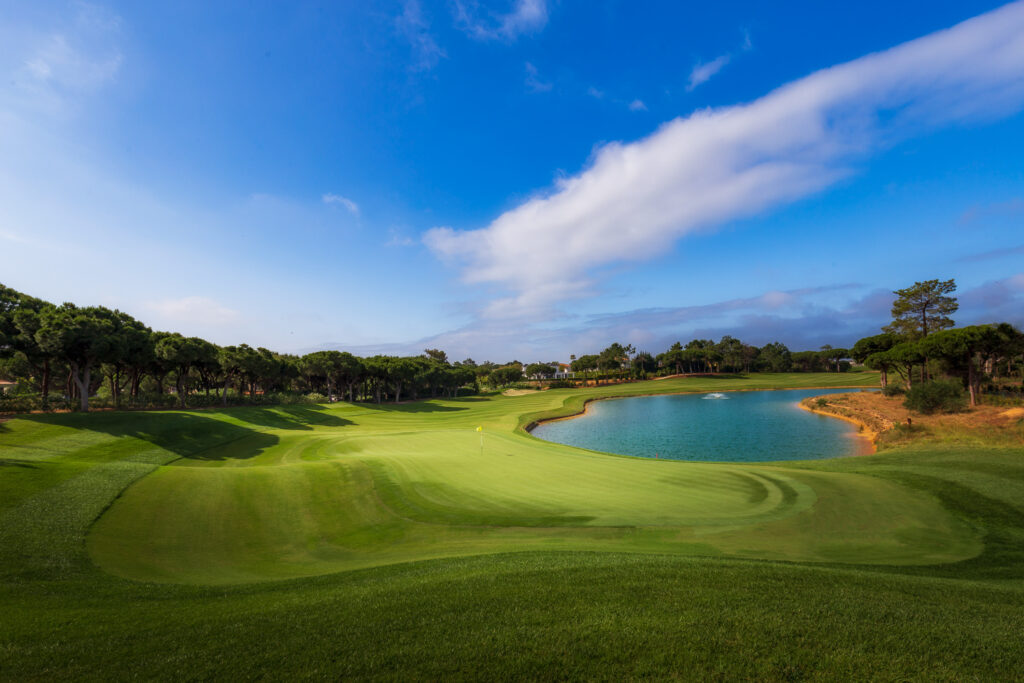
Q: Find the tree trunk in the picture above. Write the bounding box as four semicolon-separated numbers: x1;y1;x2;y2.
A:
41;359;51;402
118;372;131;400
177;371;186;409
70;362;90;412
222;375;231;406
880;369;888;389
967;360;977;408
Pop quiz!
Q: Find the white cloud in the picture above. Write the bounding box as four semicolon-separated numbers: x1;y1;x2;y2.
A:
144;297;241;327
453;0;548;42
322;193;360;216
686;54;731;91
426;2;1024;319
1;3;122;116
587;86;605;99
397;0;446;71
628;99;647;111
524;62;552;93
385;228;416;247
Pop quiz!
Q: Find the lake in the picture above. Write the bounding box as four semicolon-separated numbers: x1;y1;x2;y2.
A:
531;388;871;462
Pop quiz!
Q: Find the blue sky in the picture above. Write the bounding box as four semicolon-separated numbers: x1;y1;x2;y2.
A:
1;1;1023;362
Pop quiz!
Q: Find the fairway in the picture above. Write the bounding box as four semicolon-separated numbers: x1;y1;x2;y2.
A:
3;373;1024;679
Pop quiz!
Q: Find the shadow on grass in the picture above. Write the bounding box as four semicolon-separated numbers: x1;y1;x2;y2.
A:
20;411;279;461
19;404;357;463
227;404;352;431
0;457;38;469
360;401;470;414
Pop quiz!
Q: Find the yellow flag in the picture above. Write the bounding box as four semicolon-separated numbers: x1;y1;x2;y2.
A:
476;426;483;432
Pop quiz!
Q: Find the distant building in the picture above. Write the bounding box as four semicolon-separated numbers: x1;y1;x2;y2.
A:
521;363;576;380
0;380;16;395
553;363;575;379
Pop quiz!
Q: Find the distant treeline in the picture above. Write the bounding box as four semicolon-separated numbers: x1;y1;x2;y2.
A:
560;339;851;382
0;284;857;413
4;279;1019;413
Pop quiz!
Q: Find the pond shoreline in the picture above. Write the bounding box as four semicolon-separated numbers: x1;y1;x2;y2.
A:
798;401;878;454
523;385;877;435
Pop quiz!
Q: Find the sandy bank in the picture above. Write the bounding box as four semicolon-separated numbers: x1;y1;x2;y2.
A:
799;391;1024;451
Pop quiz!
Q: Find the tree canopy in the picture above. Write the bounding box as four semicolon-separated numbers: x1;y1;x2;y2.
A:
885;278;958;340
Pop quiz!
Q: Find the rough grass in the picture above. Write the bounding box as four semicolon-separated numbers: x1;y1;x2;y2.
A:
2;373;1024;679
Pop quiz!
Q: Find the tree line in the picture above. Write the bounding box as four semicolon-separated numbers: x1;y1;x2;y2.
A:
7;279;1016;413
850;279;1024;407
0;285;491;412
0;284;862;413
558;338;850;383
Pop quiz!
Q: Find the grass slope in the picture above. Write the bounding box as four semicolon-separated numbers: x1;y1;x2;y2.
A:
2;373;1023;679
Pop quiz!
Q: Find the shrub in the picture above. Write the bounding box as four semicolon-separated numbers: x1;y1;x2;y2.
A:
547;380;576;389
815;398;829;408
0;393;72;414
903;379;967;415
882;384;905;397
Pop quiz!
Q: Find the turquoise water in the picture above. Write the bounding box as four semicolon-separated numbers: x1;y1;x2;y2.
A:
531;388;871;462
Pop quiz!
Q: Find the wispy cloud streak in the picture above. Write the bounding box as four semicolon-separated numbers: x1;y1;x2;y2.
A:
397;0;446;71
426;3;1024;319
453;0;548;41
322;193;360;215
687;54;731;91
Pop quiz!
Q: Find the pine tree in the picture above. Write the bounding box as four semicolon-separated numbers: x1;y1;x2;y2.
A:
884;278;958;340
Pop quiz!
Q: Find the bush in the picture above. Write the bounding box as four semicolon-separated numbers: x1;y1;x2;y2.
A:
506;382;539;391
815;398;829;408
547;380;576;389
903;379;967;415
0;393;72;414
882;384;905;397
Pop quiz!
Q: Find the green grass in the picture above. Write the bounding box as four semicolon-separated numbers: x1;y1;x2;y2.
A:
2;373;1024;679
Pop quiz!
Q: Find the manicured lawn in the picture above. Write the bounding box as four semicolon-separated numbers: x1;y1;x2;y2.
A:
2;373;1023;679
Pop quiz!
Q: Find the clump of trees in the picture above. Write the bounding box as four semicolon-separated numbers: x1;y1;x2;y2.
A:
0;284;480;412
558;337;850;387
851;279;1024;410
651;338;849;376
